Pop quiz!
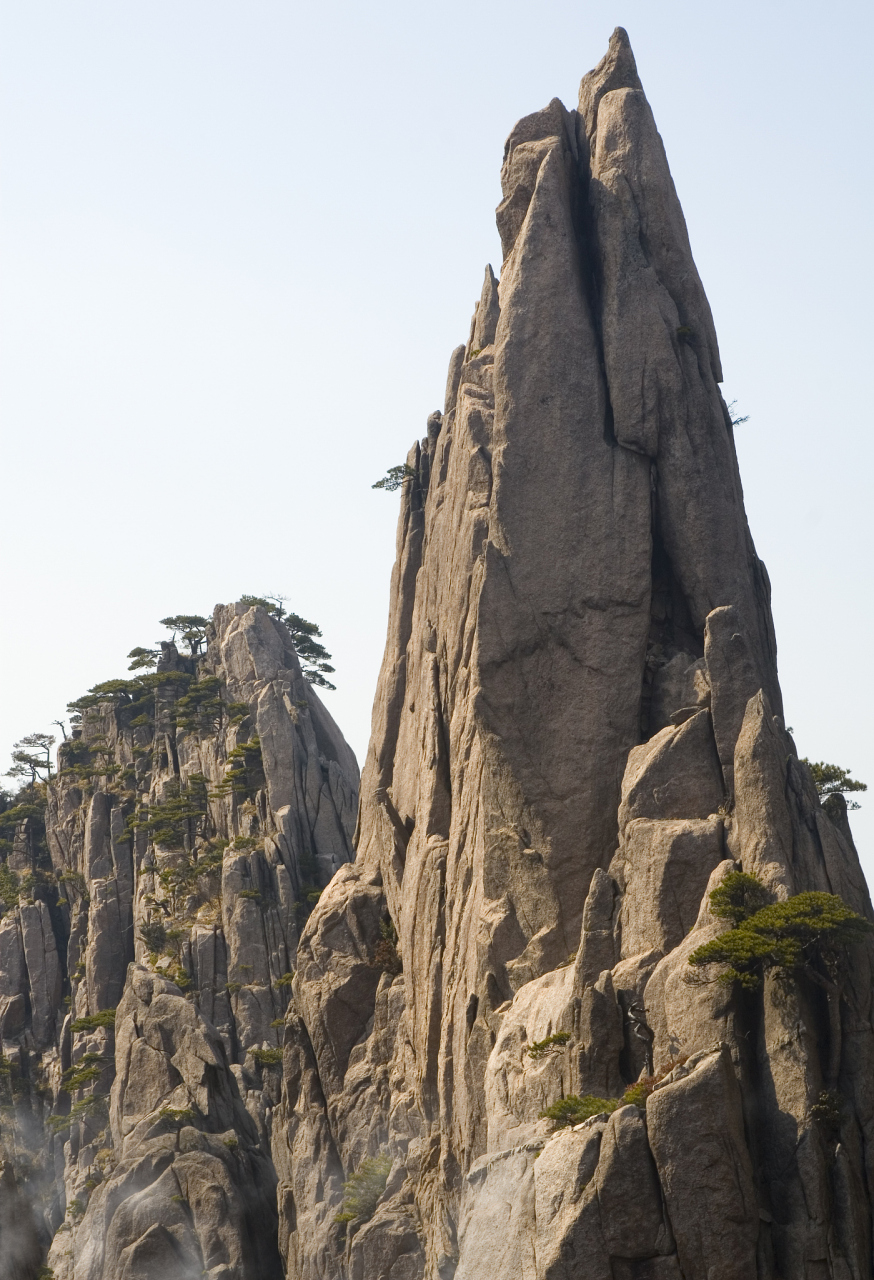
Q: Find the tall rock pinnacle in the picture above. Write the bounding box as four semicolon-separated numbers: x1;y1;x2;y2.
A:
275;28;874;1280
2;28;872;1280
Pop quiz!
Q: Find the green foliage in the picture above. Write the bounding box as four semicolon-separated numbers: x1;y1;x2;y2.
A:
621;1080;654;1108
688;887;874;990
369;916;401;975
708;871;772;926
125;775;209;850
223;1137;238;1149
810;1089;842;1130
231;835;262;852
127;615;209;671
68;671;190;719
251;1047;283;1066
195;842;226;874
334;1153;392;1225
139;921;168;953
0;861;20;910
157;859;200;907
58;869;87;897
18;868;53;904
238;595;336;689
527;1031;572;1060
0;787;49;865
61;1054;107;1093
159;615;209;657
68;677;141;713
6;733;55;790
238;889;261;900
70;1007;116;1033
176;677;223;734
372;464;416;492
158;1107;197;1126
540;1055;690;1130
804;760;867;811
171;966;191;990
48;1092;109;1133
210;738;263;803
540;1094;620;1130
726;399;749;428
127;646;160;671
275;971;295;987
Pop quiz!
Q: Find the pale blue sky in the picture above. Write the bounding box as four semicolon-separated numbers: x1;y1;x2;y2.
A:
2;1;873;867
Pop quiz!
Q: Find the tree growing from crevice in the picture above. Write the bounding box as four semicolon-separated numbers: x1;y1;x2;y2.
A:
688;872;874;1087
372;463;416;492
6;733;55;789
239;595;336;689
804;760;867;813
334;1152;392;1226
128;614;209;670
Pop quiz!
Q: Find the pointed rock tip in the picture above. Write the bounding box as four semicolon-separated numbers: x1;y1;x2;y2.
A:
579;26;642;130
502;96;568;164
470;262;501;351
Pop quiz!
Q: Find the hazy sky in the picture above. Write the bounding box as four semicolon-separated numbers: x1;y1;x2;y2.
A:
2;2;873;870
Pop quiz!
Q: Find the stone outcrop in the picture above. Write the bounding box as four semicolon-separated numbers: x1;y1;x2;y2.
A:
2;25;873;1280
0;603;358;1279
271;26;874;1280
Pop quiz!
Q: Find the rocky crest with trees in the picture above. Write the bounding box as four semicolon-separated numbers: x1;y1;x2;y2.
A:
0;599;357;1279
2;26;874;1280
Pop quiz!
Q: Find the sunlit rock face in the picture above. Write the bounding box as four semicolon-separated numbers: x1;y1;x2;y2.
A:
272;27;874;1280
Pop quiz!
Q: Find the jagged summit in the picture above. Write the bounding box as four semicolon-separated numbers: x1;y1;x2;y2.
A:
1;29;872;1280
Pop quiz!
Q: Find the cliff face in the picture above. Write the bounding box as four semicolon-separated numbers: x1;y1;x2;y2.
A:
273;28;874;1280
3;27;874;1280
0;603;358;1279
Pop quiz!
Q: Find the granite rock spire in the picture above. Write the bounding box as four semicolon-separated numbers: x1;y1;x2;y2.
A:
274;27;874;1280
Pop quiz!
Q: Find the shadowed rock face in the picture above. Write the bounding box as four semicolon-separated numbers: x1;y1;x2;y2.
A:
274;27;874;1280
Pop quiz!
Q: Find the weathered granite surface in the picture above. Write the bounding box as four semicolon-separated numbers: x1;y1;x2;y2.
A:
2;26;873;1280
272;26;874;1280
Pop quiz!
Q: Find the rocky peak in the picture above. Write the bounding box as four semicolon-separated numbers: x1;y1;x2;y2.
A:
0;601;358;1278
273;28;874;1280
1;28;873;1280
